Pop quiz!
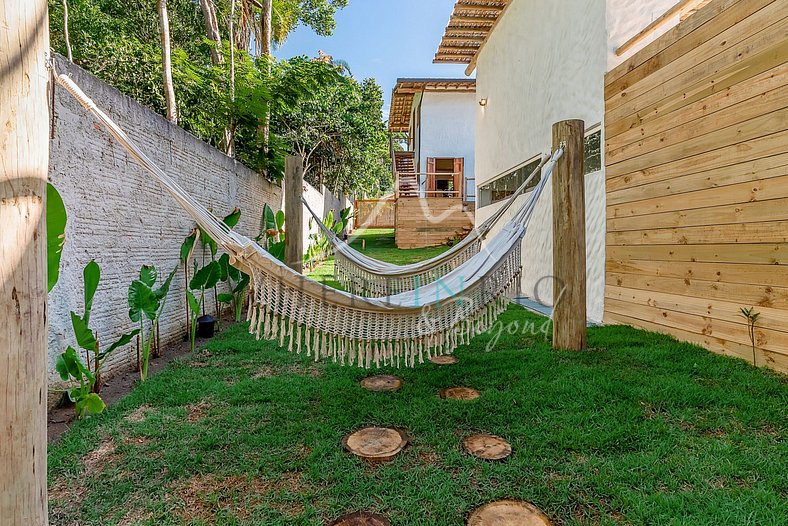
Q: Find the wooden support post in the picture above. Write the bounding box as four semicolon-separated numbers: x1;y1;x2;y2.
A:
284;156;304;273
552;119;587;351
0;1;50;524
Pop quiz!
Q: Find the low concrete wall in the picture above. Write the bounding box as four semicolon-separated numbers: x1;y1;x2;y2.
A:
48;56;282;394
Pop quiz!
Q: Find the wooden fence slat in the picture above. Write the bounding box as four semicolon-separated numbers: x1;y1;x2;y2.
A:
608;172;788;219
607;243;788;265
606;272;788;308
607;106;788;178
606;61;788;153
607;195;788;232
607;83;788;165
606;259;788;287
606;37;788;139
606;0;786;108
606;129;788;191
606;220;788;246
606;151;788;206
605;12;788;123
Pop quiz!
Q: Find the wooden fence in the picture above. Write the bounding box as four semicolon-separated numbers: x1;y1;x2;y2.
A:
603;0;788;372
355;198;396;229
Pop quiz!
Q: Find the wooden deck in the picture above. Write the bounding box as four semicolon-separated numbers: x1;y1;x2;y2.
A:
395;197;474;249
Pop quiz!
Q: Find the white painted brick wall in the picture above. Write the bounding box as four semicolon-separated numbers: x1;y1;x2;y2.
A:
47;55;282;393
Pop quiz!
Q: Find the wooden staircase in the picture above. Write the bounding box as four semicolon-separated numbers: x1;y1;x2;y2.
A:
394;151;418;197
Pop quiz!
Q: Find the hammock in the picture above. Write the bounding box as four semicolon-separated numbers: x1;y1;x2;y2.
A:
304;151;562;297
54;72;558;368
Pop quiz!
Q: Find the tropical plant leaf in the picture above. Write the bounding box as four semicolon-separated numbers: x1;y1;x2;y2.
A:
223;208;241;228
190;261;221;290
233;273;250;294
139;265;157;287
70;312;97;351
186;289;201;314
55;346;80;381
268;240;286;262
262;204;277;233
128;280;157;322
217;293;234;304
218;253;231;282
100;329;140;360
82;260;100;322
154;266;178;301
180;229;198;262
76;392;106;416
47;183;68;293
275;210;285;231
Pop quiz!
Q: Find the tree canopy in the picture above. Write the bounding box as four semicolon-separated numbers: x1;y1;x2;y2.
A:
48;0;390;195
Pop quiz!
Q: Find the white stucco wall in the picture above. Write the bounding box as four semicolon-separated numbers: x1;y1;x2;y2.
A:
302;181;349;251
418;91;476;200
474;0;607;322
473;0;695;323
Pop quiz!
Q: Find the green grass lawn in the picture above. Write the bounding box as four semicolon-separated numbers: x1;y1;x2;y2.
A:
49;231;787;525
308;228;451;289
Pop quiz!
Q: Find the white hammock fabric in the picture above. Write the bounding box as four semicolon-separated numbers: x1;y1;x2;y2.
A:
305;152;561;297
55;72;555;368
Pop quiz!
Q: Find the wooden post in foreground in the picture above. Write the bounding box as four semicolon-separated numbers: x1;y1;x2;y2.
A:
284;156;304;273
0;1;50;524
552;119;587;351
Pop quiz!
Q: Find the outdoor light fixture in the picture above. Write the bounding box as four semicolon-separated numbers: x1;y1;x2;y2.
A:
479;98;488;106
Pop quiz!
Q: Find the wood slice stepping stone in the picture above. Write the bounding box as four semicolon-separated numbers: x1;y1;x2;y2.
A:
430;355;458;365
329;511;392;526
467;500;552;525
343;427;408;462
440;387;480;400
361;375;402;392
462;434;512;460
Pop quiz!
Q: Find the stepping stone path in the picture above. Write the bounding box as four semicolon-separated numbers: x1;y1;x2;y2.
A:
440;387;480;400
430;355;458;365
462;434;512;460
343;427;408;462
361;375;402;392
467;500;552;525
329;511;392;526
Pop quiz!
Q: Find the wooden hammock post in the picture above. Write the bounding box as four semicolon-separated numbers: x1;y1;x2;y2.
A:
284;155;304;273
0;1;50;524
551;119;587;351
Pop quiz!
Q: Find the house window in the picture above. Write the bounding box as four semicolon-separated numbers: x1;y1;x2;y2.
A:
584;127;602;174
477;156;542;209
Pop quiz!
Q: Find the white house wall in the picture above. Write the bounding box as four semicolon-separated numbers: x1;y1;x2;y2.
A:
418;91;476;199
474;0;607;322
474;0;688;323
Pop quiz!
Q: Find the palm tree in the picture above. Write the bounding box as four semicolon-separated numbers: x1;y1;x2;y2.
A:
157;0;178;123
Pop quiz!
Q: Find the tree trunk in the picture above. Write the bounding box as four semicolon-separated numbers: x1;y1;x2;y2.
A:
261;0;273;57
62;0;73;61
157;0;178;123
260;0;272;153
199;0;223;64
0;1;50;524
227;0;237;156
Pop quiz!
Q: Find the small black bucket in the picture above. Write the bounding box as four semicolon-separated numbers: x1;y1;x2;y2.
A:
196;315;216;338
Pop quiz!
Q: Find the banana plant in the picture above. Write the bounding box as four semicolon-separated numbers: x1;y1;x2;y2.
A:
180;228;199;338
56;260;139;418
217;253;251;323
128;264;177;381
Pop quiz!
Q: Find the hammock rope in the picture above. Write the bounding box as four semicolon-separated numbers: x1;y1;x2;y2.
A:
304;150;562;297
54;72;559;368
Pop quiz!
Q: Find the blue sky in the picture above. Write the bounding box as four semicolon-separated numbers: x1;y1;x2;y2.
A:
275;0;471;118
